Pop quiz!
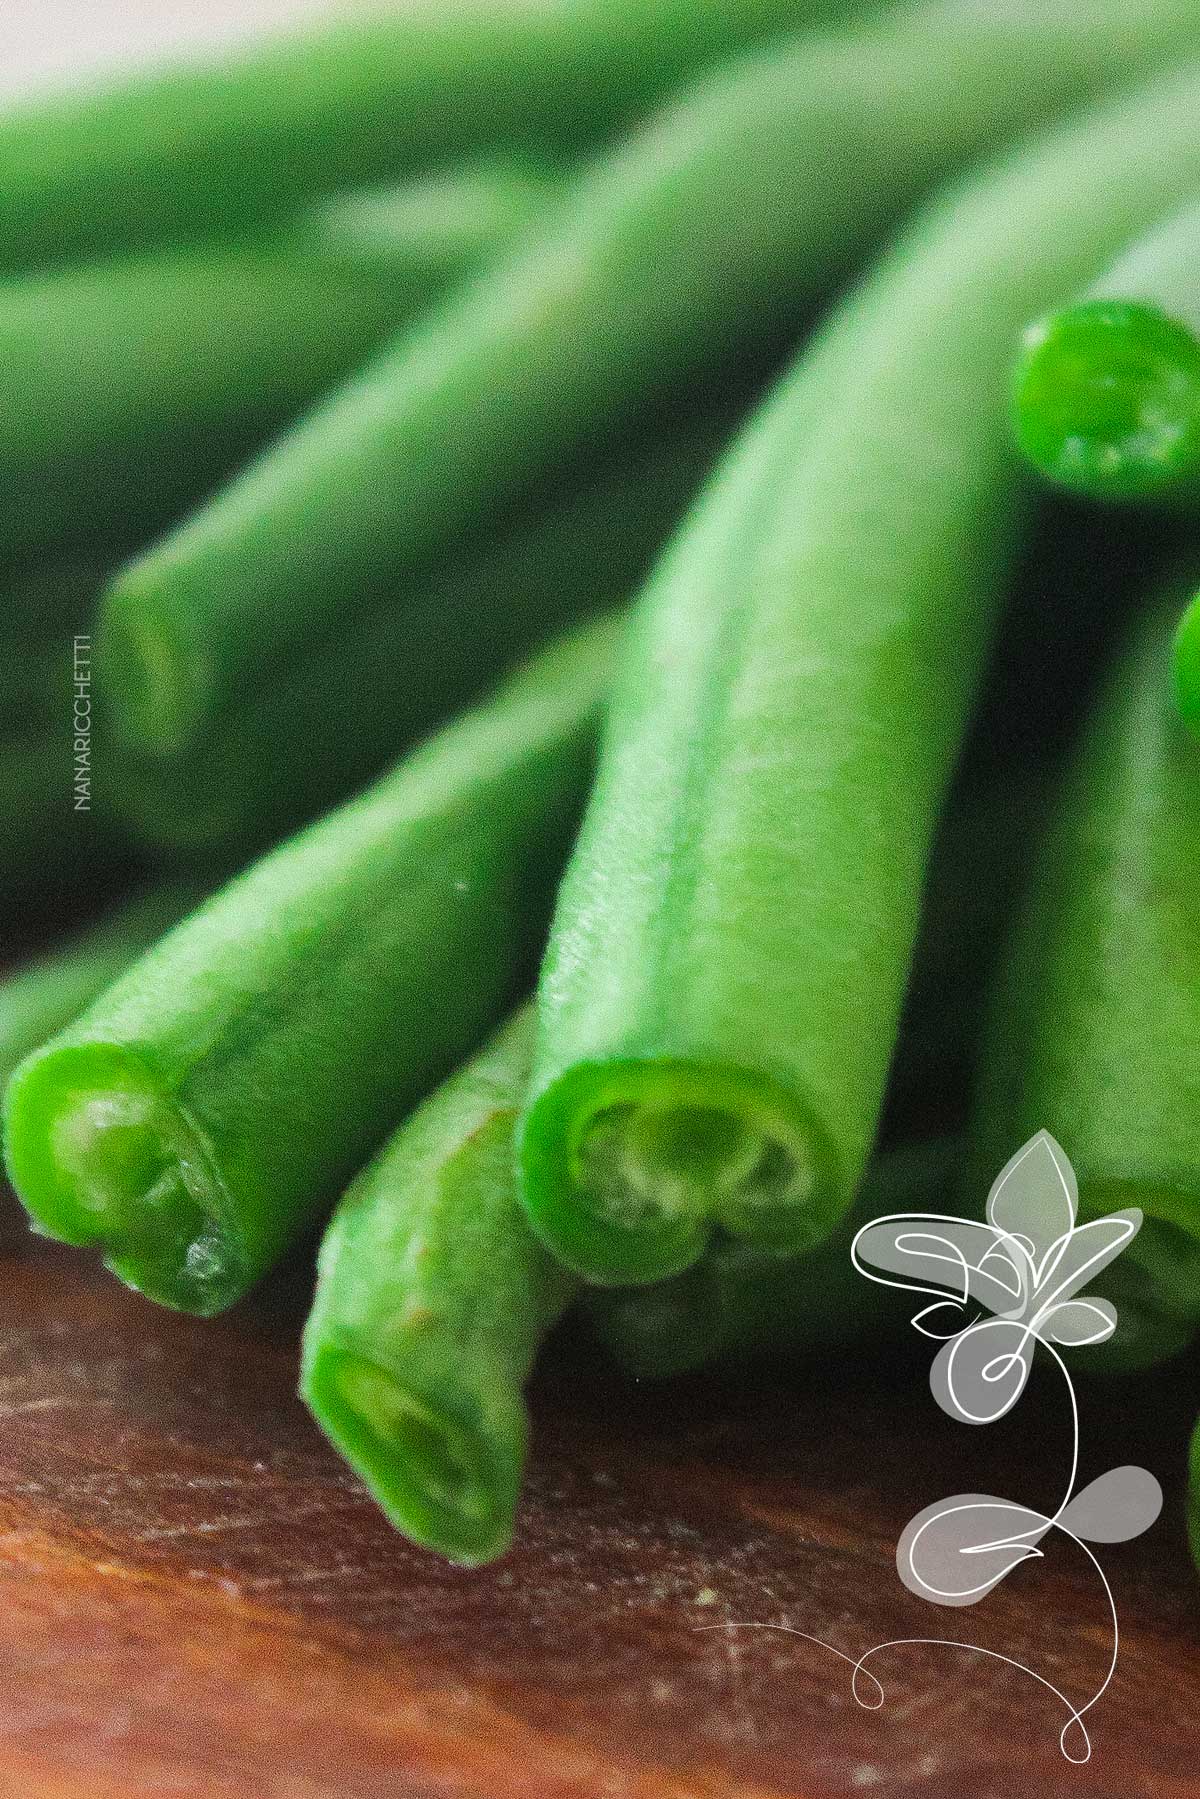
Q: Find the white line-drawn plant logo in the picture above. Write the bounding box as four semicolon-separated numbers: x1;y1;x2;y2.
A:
850;1129;1162;1763
695;1132;1161;1765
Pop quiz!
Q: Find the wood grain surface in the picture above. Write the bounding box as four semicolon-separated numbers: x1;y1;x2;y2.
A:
0;1184;1197;1799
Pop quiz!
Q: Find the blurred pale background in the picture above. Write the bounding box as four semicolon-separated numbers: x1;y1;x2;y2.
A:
0;0;371;97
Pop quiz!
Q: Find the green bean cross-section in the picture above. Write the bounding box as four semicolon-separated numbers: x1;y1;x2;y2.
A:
1013;197;1200;507
4;617;619;1315
517;56;1200;1286
303;1008;574;1566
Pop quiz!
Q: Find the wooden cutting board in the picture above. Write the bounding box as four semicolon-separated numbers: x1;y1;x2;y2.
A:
0;1187;1197;1799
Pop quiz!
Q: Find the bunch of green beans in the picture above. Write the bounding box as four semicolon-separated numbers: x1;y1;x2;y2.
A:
0;160;559;565
0;0;850;274
116;421;728;858
8;0;1200;1574
519;55;1200;1286
5;616;617;1313
97;0;1200;755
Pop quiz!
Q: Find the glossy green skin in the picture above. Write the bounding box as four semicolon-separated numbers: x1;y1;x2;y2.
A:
1013;196;1200;506
1172;590;1200;734
118;424;725;858
0;886;196;1095
589;1140;957;1379
0;164;555;566
0;0;851;276
519;56;1200;1286
971;597;1200;1372
3;618;617;1316
303;1009;574;1565
97;0;1200;754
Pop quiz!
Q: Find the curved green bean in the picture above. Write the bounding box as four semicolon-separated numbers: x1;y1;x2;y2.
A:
0;886;196;1095
117;424;725;857
95;0;1200;753
0;162;556;565
518;57;1200;1286
969;590;1200;1373
1013;198;1200;506
3;616;617;1315
0;0;851;275
303;1008;574;1565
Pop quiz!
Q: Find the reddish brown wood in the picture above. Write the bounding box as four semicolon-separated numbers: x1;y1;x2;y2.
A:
0;1191;1197;1798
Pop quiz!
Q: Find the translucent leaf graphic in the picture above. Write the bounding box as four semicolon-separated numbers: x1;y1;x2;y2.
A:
851;1215;1026;1316
897;1494;1049;1606
930;1316;1034;1426
986;1131;1077;1265
1041;1297;1117;1348
1058;1466;1164;1543
1029;1211;1142;1316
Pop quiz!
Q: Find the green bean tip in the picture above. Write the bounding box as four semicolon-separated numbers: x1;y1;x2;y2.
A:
301;1336;527;1566
1013;299;1200;503
519;1058;839;1285
1171;591;1200;735
3;1041;246;1315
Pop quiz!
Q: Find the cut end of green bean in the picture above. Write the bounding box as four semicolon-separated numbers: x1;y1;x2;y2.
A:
1172;592;1200;736
97;573;204;757
520;1060;836;1285
4;1043;245;1315
1013;300;1200;503
303;1340;526;1567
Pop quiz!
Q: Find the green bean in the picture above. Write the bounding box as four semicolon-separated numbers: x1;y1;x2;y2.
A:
2;616;617;1315
299;163;559;279
1013;198;1200;506
0;162;556;566
303;1008;573;1565
588;1139;957;1379
518;57;1200;1287
96;0;1200;755
117;424;725;858
1171;588;1200;734
969;590;1200;1373
0;0;853;275
889;497;1154;1128
0;886;196;1095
